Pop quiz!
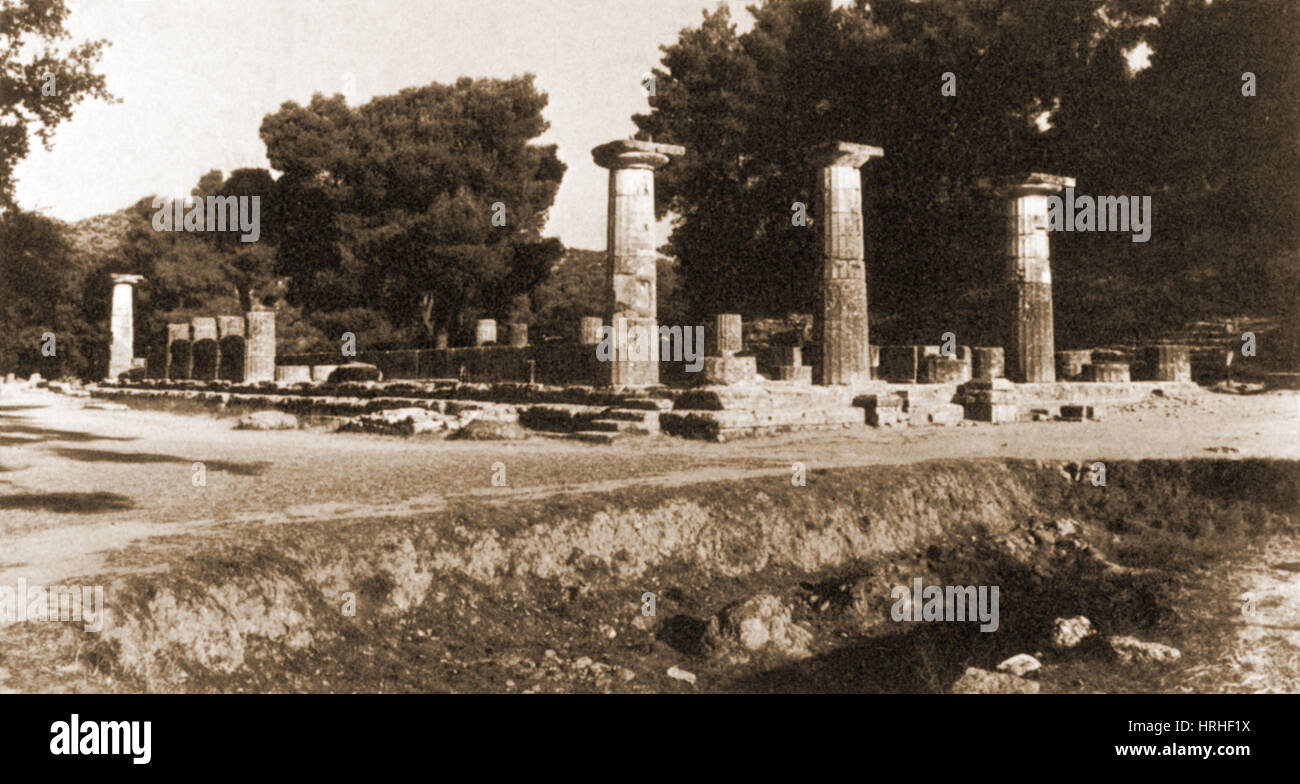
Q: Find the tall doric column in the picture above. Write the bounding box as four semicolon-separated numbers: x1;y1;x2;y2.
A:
997;173;1074;383
592;138;684;387
813;141;883;386
108;274;145;380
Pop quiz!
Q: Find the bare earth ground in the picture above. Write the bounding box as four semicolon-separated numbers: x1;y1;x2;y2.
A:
0;386;1296;693
0;386;1295;589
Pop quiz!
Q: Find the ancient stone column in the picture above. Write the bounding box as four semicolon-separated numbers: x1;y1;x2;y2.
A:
507;323;528;348
108;274;144;380
592;138;684;387
711;313;743;356
997;173;1074;383
1140;345;1191;382
578;316;603;346
244;310;276;384
703;313;755;384
474;319;497;346
813;142;884;386
1055;349;1092;381
971;347;1005;381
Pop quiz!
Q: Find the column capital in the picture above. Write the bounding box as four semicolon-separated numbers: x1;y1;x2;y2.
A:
592;138;685;170
812;141;884;169
110;273;145;286
989;172;1075;197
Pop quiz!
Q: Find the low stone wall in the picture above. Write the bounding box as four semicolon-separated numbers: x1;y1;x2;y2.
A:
956;379;1201;422
97;377;682;410
278;342;705;387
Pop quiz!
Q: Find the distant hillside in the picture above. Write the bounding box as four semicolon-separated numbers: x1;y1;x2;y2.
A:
64;202;142;260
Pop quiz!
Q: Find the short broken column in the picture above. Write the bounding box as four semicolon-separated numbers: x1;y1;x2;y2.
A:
703;313;756;384
244;310;276;384
997;173;1075;383
1140;345;1191;382
814;141;883;386
578;316;603;346
108;274;144;380
507;323;529;348
710;313;742;355
1056;349;1093;381
971;347;1005;380
474;319;497;346
592;139;684;387
921;355;972;384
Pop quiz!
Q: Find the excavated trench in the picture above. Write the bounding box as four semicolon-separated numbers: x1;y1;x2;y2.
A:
14;458;1299;693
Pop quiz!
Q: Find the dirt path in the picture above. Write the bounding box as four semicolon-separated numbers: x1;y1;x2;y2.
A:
1;387;1296;592
1176;535;1300;693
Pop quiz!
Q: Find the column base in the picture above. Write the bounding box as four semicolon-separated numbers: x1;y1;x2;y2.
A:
703;355;756;385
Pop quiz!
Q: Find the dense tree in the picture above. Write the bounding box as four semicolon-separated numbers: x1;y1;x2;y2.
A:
635;0;1299;348
0;0;114;210
261;75;567;348
0;210;98;376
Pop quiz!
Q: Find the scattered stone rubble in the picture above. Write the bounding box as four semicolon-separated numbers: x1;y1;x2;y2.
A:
236;410;300;431
952;667;1041;694
705;593;814;660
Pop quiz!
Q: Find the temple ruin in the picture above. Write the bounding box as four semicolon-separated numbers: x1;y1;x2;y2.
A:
108;138;1201;440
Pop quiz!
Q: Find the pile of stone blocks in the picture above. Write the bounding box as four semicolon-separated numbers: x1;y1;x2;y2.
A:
661;384;864;440
853;392;906;426
854;386;964;427
955;378;1020;423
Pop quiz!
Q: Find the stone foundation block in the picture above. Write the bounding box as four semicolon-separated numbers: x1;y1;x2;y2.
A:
276;365;312;384
963;402;1019;423
704;355;757;385
1083;362;1130;383
920;356;972;384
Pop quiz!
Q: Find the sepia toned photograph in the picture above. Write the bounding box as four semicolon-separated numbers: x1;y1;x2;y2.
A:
0;0;1295;760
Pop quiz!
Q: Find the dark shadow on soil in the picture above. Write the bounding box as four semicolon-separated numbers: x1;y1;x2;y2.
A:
0;492;134;513
48;447;270;476
0;421;137;445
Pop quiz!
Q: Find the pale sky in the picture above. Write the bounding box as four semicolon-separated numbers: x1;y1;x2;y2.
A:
13;0;754;250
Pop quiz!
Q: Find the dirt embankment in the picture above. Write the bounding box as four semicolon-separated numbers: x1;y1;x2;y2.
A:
8;458;1298;693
